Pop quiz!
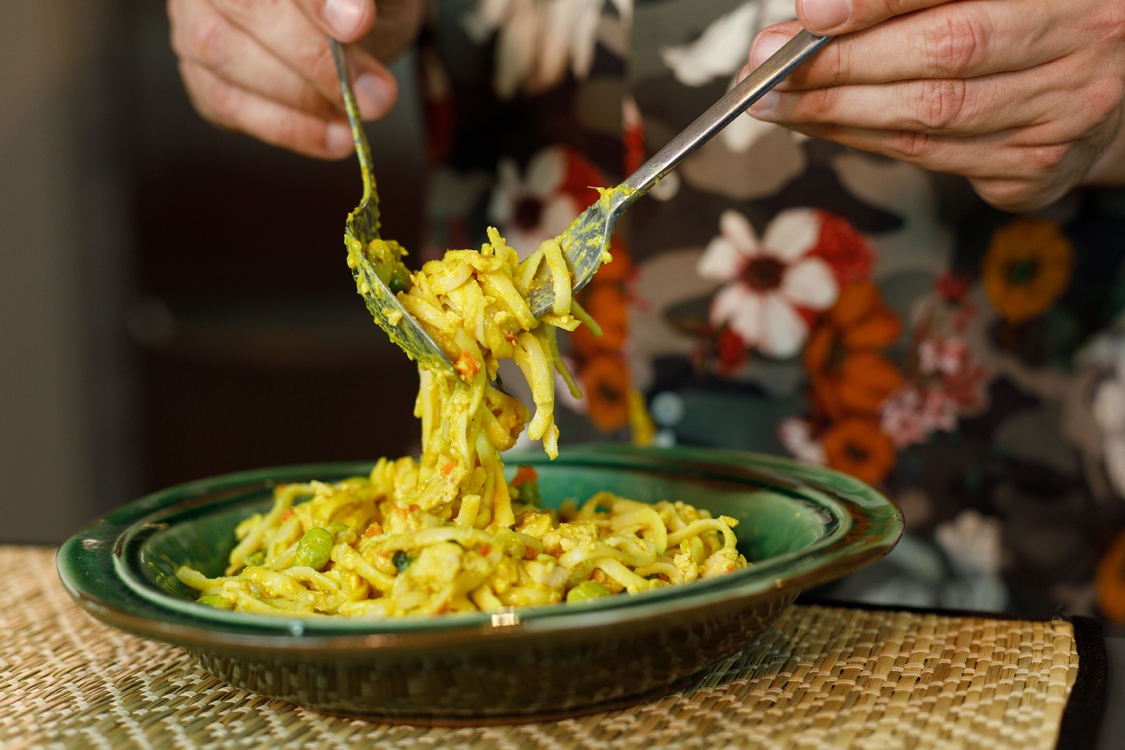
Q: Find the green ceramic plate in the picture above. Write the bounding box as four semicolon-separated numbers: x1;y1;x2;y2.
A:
57;445;901;724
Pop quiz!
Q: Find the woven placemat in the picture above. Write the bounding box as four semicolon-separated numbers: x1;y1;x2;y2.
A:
0;546;1087;749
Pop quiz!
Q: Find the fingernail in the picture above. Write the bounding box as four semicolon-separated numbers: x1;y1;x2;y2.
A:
750;32;788;69
323;0;365;39
736;63;751;84
354;72;392;120
749;91;779;117
801;0;850;32
327;121;354;157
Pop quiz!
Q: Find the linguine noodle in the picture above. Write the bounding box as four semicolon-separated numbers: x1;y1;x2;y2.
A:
178;229;747;616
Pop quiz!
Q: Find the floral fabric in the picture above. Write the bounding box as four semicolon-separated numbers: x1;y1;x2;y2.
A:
420;0;1125;621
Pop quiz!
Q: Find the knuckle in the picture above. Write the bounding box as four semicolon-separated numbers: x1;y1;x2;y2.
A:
295;40;338;92
916;79;968;131
186;13;230;67
800;87;836;121
924;9;987;77
203;75;241;122
210;0;269;25
888;130;932;160
268;110;305;150
1082;78;1125;125
1024;144;1070;174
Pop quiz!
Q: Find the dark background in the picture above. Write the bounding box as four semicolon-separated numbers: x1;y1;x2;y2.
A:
0;0;425;542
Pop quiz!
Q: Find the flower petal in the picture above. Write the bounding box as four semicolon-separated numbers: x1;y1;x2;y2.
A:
525;145;567;196
763;207;820;261
529;0;575;94
540;194;581;239
719;209;760;255
697;237;744;282
487;159;521;224
569;0;603;81
781;258;838;310
493;0;540;100
659;2;757;87
711;285;761;342
758;293;807;358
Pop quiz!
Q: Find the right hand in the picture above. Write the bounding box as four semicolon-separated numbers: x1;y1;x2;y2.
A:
168;0;424;159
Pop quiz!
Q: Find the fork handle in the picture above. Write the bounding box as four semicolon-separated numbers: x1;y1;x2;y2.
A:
621;30;830;195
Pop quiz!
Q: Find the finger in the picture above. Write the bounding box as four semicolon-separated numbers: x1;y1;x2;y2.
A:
750;60;1088;138
208;0;396;120
180;59;356;160
292;0;376;42
752;0;1077;90
787;121;1078;185
796;0;947;35
172;0;339;118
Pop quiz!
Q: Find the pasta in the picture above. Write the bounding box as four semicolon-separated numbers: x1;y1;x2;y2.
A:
178;229;747;616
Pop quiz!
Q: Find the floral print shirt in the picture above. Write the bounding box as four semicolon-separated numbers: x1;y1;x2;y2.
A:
419;0;1125;621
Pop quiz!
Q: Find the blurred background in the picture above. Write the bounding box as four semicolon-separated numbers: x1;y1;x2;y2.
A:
0;1;426;543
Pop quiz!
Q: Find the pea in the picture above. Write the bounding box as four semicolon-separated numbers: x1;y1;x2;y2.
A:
392;550;414;573
293;527;335;570
389;265;412;295
198;595;234;610
518;481;541;508
325;522;349;538
244;549;266;566
566;580;611;604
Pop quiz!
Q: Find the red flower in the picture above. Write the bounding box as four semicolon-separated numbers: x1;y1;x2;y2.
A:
935;272;972;304
808;211;874;286
716;328;749;376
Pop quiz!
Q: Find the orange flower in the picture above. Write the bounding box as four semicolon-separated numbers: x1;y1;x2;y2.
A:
822;418;896;485
804;281;903;420
582;354;630;432
573;285;629;357
982;218;1073;324
1097;528;1125;623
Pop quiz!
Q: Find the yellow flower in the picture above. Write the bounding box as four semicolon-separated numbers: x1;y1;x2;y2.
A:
982;219;1073;324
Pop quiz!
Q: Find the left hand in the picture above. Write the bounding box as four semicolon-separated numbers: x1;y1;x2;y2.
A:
744;0;1125;212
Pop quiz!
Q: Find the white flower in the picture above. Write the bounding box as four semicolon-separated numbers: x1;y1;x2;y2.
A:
660;0;797;152
697;209;837;359
465;0;631;99
778;418;826;465
934;509;1003;577
1094;379;1125;435
487;146;580;258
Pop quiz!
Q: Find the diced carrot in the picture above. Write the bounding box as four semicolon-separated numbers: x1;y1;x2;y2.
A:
363;522;383;538
511;465;538;487
441;461;456;477
280;509;294;522
479;544;491;556
454;352;480;381
408;504;421;513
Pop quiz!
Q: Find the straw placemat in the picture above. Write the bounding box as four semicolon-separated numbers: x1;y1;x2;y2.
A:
0;546;1101;749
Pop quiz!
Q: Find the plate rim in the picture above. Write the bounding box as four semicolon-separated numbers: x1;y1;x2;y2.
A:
57;445;903;653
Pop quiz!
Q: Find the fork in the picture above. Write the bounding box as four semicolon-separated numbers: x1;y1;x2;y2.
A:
329;39;452;373
333;31;830;372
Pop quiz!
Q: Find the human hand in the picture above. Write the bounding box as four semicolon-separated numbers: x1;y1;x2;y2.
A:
744;0;1125;211
168;0;423;159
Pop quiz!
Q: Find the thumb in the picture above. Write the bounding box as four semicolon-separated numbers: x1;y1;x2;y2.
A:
796;0;948;35
296;0;376;42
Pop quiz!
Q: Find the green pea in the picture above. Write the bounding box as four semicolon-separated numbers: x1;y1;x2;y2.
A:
389;265;412;295
325;522;349;538
244;549;266;566
566;580;611;604
392;550;414;573
293;527;334;570
197;595;233;610
518;481;541;508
